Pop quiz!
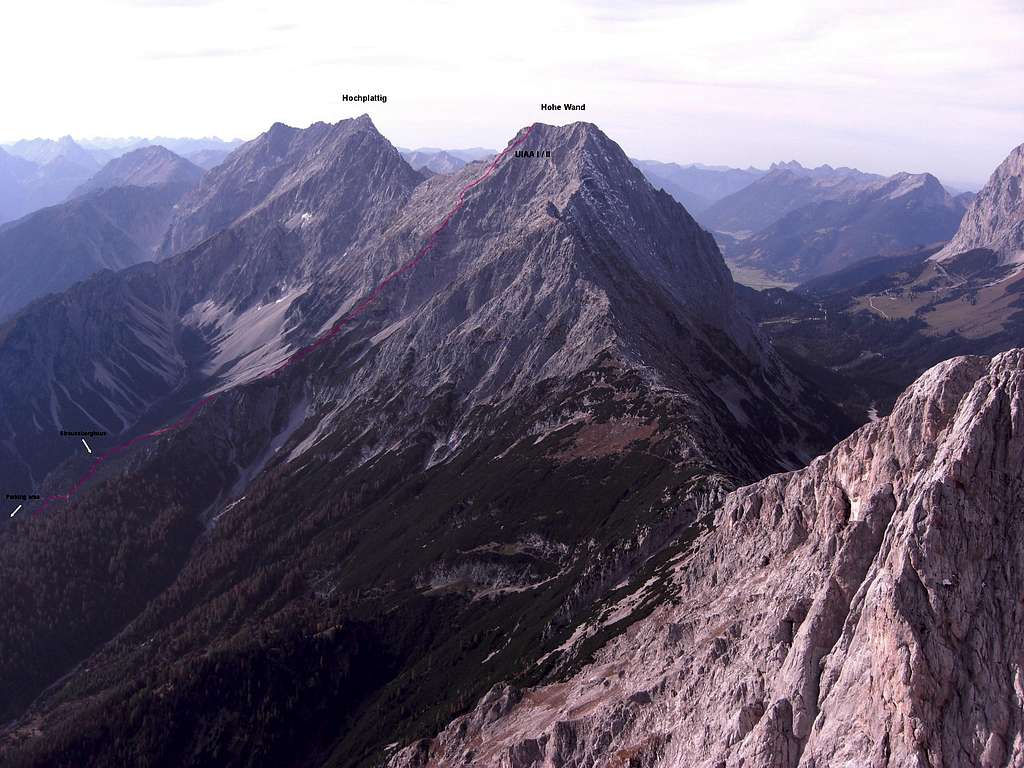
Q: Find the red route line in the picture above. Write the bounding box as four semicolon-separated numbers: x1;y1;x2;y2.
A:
35;125;536;515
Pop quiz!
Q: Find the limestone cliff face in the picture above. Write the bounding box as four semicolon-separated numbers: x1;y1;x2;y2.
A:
936;142;1024;265
390;349;1024;768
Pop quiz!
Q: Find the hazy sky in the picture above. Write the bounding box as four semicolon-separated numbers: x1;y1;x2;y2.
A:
4;0;1022;186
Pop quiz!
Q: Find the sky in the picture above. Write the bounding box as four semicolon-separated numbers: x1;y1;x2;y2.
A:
3;0;1022;187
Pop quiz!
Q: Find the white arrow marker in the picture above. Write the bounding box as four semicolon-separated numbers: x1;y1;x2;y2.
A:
10;504;22;518
82;438;92;454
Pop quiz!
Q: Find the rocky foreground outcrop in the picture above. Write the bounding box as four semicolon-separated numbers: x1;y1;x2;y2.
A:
391;349;1024;768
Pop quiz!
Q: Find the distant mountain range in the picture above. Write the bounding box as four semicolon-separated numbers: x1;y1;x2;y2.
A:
397;147;499;175
400;149;467;174
4;135;100;168
0;135;240;225
738;141;1024;420
0;146;204;320
4;134;242;167
699;162;885;234
0;143;98;224
185;148;233;170
633;159;971;285
75;135;244;164
632;159;766;213
397;146;495;163
723;171;969;283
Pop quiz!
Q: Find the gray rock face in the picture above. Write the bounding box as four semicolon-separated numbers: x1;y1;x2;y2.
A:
389;349;1024;768
935;142;1024;265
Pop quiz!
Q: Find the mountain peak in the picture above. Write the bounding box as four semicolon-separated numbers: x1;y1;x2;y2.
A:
266;120;296;134
765;160;881;186
870;170;947;201
258;116;388;156
509;121;645;187
263;121;301;152
770;160;806;171
72;145;203;197
160;115;418;257
475;120;738;334
527;120;625;149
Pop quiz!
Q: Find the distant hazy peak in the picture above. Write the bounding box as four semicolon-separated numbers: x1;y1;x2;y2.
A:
185;148;232;171
2;135;98;169
767;160;882;184
72;145;203;197
404;146;495;163
769;159;808;171
865;171;949;202
77;135;244;157
401;149;466;174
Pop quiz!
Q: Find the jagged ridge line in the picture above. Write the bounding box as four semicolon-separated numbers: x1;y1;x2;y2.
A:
36;125;536;514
